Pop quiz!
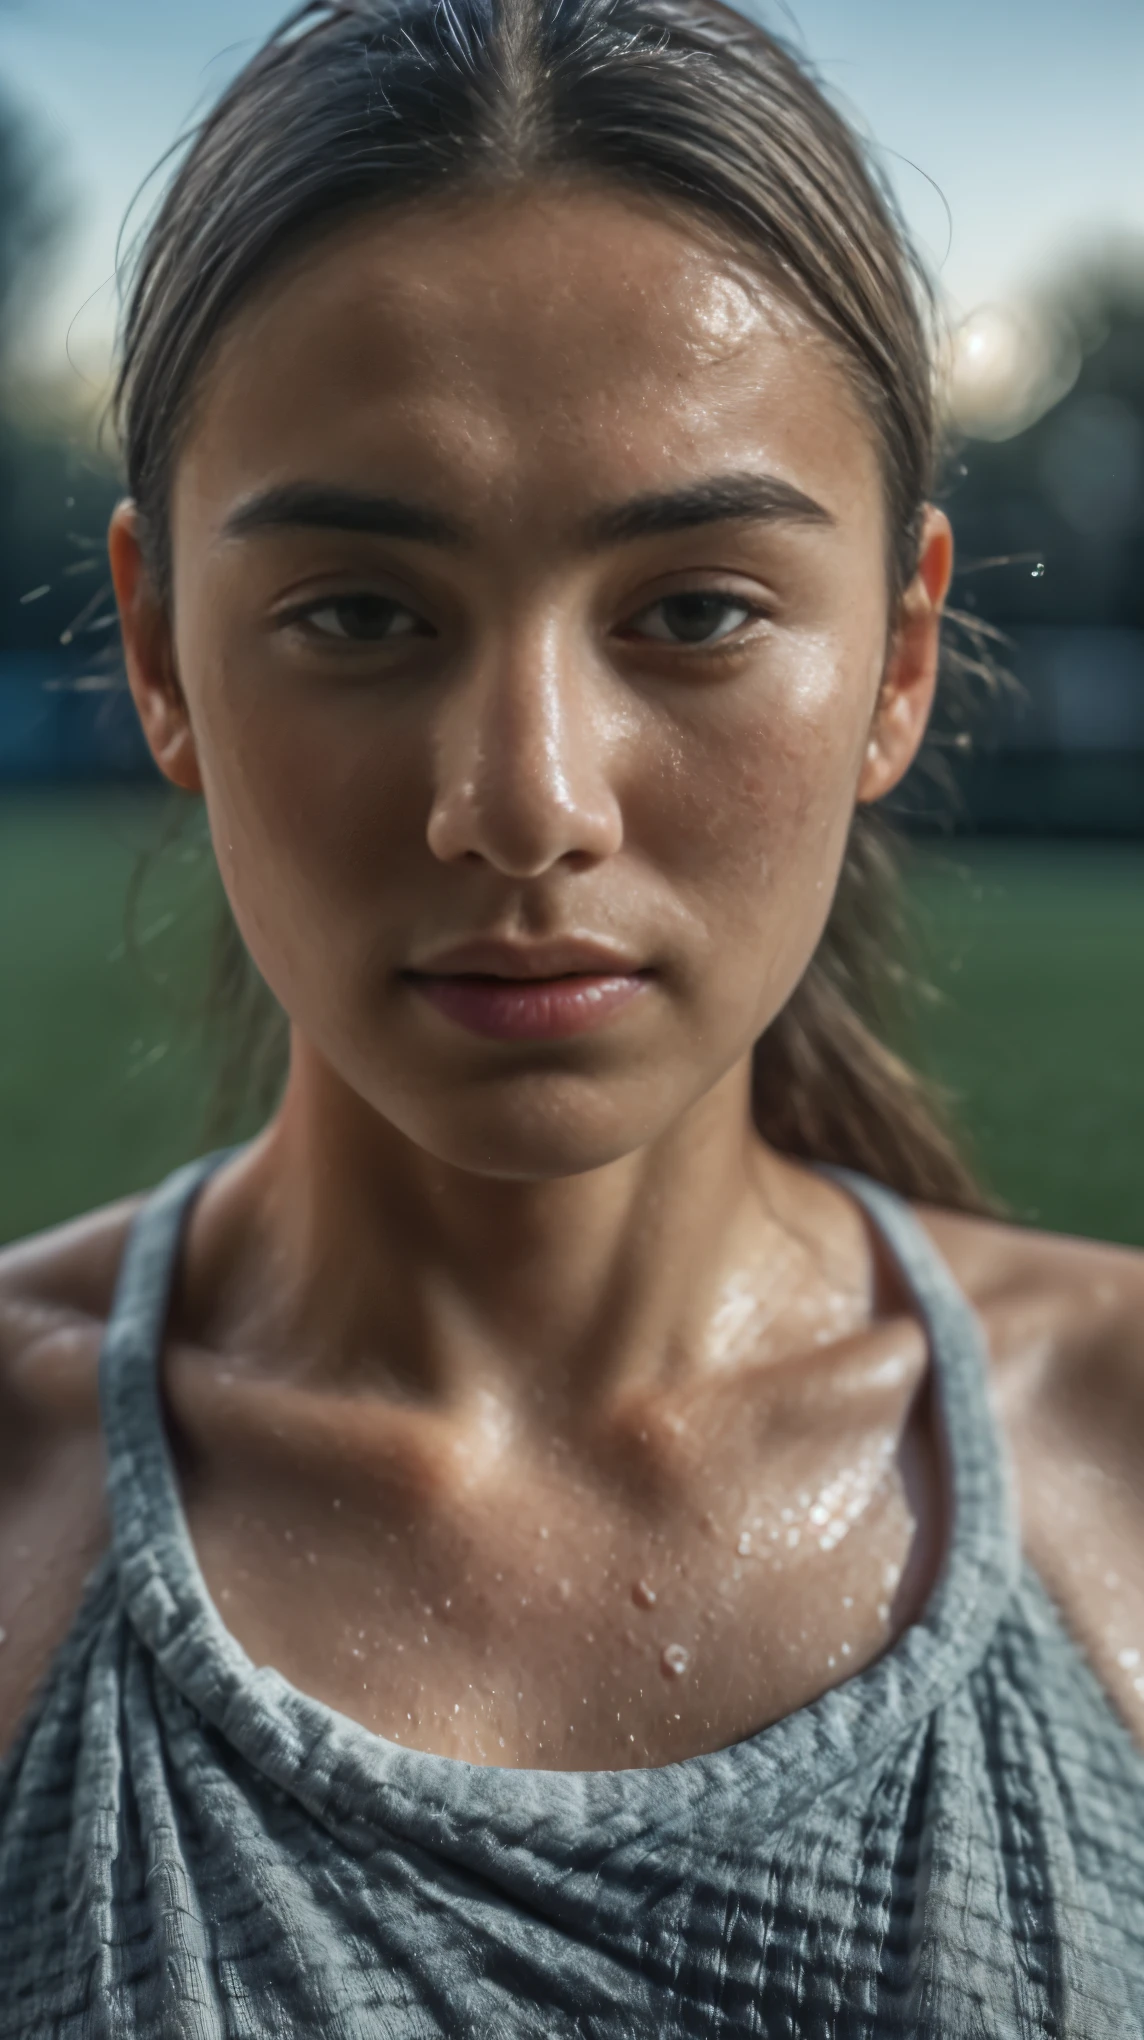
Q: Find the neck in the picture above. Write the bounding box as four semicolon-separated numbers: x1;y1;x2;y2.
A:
185;1038;855;1414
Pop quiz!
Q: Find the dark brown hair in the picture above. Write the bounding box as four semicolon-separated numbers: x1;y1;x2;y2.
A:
116;0;989;1209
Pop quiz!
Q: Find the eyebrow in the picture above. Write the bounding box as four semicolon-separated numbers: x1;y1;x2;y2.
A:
221;485;465;546
585;473;835;544
220;471;834;548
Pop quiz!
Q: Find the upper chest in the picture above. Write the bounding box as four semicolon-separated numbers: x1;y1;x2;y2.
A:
3;1216;1143;1766
162;1312;942;1765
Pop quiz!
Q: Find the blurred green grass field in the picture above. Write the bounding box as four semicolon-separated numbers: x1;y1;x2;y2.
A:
2;788;1142;1248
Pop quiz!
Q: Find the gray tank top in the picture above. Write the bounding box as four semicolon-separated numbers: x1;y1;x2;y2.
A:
2;1153;1144;2037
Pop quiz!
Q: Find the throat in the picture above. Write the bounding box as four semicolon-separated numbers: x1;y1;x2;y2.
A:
177;1098;874;1416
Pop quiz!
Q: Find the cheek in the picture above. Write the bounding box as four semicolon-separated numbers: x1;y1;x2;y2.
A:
178;629;426;991
632;633;878;952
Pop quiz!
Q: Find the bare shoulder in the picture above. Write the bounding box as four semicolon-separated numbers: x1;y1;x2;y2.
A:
917;1204;1144;1739
0;1193;144;1426
0;1195;143;1755
916;1203;1144;1412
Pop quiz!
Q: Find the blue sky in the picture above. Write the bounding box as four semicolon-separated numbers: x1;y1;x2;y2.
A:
1;0;1142;382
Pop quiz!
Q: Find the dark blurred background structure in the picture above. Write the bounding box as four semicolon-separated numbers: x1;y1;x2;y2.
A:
934;251;1144;834
0;6;1141;1247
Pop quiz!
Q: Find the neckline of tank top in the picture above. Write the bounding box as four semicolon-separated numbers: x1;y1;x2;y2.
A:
97;1146;1020;1836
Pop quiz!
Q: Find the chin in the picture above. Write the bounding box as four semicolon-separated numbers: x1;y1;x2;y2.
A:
371;1067;681;1182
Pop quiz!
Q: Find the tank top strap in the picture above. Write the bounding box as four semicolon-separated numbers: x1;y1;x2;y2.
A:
98;1149;250;1689
821;1164;1020;1614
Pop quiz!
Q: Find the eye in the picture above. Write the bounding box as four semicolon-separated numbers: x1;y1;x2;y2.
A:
295;595;427;642
622;591;758;646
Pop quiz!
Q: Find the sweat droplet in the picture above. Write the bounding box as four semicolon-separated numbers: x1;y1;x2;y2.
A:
1118;1648;1141;1670
736;1531;752;1556
660;1643;690;1678
632;1579;657;1609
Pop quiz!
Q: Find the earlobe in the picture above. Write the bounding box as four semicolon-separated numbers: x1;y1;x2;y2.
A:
108;499;203;795
856;506;953;806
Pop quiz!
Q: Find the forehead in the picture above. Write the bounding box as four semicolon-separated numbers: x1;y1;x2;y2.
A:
178;185;879;528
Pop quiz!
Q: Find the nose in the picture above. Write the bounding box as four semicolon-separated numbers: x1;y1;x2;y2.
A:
425;627;624;876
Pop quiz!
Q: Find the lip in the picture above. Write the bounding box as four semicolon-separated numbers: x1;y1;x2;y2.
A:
407;937;645;980
401;938;651;1043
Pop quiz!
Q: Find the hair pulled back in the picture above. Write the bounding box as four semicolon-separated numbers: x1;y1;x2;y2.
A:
116;0;985;1210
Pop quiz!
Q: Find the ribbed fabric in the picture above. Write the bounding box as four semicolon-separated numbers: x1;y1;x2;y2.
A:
2;1153;1143;2037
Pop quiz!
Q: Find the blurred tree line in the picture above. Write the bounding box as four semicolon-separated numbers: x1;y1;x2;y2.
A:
0;79;120;673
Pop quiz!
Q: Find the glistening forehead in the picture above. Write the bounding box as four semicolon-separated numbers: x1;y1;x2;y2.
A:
171;189;885;567
183;188;878;523
239;187;786;373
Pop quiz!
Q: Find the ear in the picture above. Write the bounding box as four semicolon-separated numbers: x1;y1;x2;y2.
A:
856;506;953;805
108;499;203;795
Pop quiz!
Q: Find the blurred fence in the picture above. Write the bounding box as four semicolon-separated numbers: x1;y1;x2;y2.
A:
998;628;1144;751
0;652;153;779
924;624;1144;834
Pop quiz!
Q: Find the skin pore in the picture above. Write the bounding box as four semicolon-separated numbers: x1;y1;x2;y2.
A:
1;185;1143;1768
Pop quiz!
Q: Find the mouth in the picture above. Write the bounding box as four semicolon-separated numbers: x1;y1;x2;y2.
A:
401;939;652;1043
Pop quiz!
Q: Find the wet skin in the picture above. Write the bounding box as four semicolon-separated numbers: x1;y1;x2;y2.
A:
2;187;1143;1768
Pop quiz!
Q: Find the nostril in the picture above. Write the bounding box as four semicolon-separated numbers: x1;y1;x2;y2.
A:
426;787;621;877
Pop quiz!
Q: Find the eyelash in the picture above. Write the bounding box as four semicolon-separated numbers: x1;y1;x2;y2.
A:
279;585;771;652
620;590;768;648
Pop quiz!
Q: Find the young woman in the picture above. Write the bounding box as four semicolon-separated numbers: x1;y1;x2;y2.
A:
1;0;1142;2031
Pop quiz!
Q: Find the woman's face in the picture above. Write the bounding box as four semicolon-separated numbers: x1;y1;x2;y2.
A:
117;186;947;1179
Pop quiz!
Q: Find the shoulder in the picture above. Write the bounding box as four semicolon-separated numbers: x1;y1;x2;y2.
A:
0;1197;144;1755
916;1204;1144;1738
916;1204;1144;1414
0;1195;144;1432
